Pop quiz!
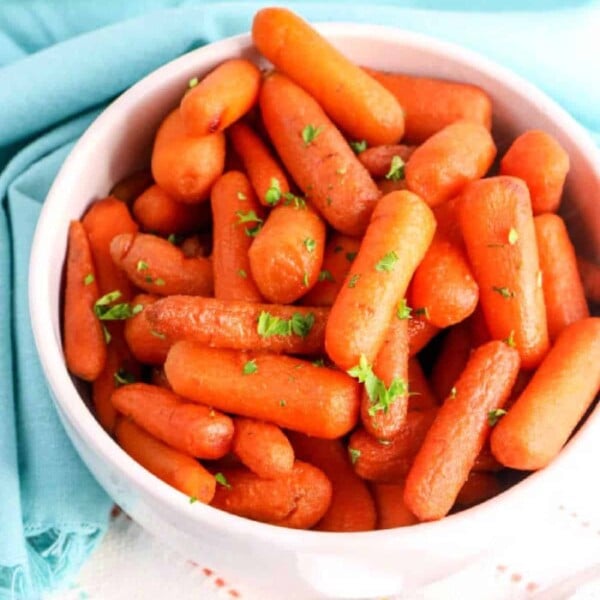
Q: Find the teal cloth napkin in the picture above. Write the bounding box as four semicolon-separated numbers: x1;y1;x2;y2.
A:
1;1;599;598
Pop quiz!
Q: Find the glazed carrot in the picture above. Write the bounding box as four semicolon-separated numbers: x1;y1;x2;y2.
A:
249;204;326;303
145;296;328;355
408;358;438;410
430;323;472;401
181;59;261;136
253;8;405;146
180;233;212;258
288;432;376;532
360;316;409;440
231;418;294;479
326;191;436;370
408;317;440;356
115;419;216;502
110;169;153;204
357;145;415;178
348;409;437;483
365;69;492;144
491;318;600;470
372;482;418;529
211;171;264;302
500;130;570;214
165;342;360;439
151;109;225;203
404;341;519;521
301;234;362;307
151;367;172;390
459;177;549;370
409;234;479;328
405;120;496;207
534;214;589;340
211;461;332;529
228;121;291;206
82;196;138;300
577;256;600;303
455;472;501;508
124;295;171;365
110;232;213;296
132;184;211;235
259;72;381;236
64;221;106;381
112;383;233;459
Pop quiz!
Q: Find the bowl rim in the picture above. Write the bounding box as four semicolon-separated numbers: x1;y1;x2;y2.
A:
29;22;600;551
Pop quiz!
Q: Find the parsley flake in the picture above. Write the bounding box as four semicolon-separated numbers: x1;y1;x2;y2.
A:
188;77;199;89
348;447;361;465
189;496;198;504
114;368;136;387
385;155;405;181
167;233;183;245
303;238;316;253
348;274;360;288
265;178;282;206
414;307;430;320
154;278;166;286
256;311;315;339
237;191;247;201
302;124;322;146
333;245;343;254
349;140;367;154
492;286;515;299
396;299;412;320
303;272;309;287
508;227;519;245
375;251;399;272
346;251;357;262
488;408;507;427
94;291;143;321
282;192;306;209
83;273;95;286
318;270;335;282
238;269;247;278
215;472;232;489
504;330;516;348
243;359;258;375
236;209;263;237
279;399;287;407
137;260;149;272
312;358;325;367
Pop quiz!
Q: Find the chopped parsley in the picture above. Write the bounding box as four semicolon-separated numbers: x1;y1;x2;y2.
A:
137;260;149;272
492;286;515;299
346;251;357;262
375;251;399;272
282;192;306;209
243;359;258;375
488;408;507;427
215;472;232;490
318;270;335;282
348;274;360;288
83;273;94;286
265;178;282;206
414;307;430;320
385;155;405;181
94;291;143;321
396;298;412;320
302;124;322;146
303;238;316;253
188;77;199;89
333;245;343;254
238;269;247;278
504;330;516;348
349;140;367;154
279;399;287;407
235;209;263;237
303;273;309;287
237;191;247;201
114;369;136;387
189;496;198;504
312;358;325;367
256;311;315;339
154;277;166;286
167;233;183;245
348;447;361;465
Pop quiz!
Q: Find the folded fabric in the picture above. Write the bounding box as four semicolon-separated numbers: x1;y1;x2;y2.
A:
1;1;598;599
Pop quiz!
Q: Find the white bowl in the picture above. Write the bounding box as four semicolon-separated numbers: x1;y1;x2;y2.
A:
29;24;600;599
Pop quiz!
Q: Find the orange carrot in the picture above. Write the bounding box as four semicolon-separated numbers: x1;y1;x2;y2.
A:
372;482;419;529
365;69;492;144
110;232;213;296
151;109;225;203
181;59;261;136
228;121;291;206
500;130;569;214
301;234;362;307
459;176;549;370
145;296;328;355
455;472;502;508
404;341;519;521
357;145;415;178
132;184;211;235
115;419;216;502
288;432;376;532
253;8;405;146
577;256;600;303
430;323;472;401
64;221;106;381
326;190;436;370
211;460;332;529
534;214;589;340
112;383;233;459
259;72;381;236
408;316;440;356
165;342;360;439
405;120;496;207
408;357;438;410
211;171;264;302
491;317;600;470
348;409;437;483
249;204;327;303
231;418;294;479
110;169;153;204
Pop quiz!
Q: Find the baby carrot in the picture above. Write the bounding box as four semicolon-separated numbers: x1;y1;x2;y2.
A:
151;109;225;203
500;130;570;214
491;317;600;470
110;232;213;297
228;121;291;206
165;342;360;439
112;383;234;459
253;8;405;146
372;482;418;529
534;214;589;340
231;418;294;479
211;171;264;302
124;294;171;365
405;120;496;207
132;184;211;235
146;296;328;355
110;169;153;204
288;432;376;532
301;234;362;307
64;221;106;381
408;316;440;356
404;341;519;521
249;204;327;304
181;59;261;136
326;190;436;370
459;176;549;370
430;323;472;401
364;69;492;144
577;256;600;303
357;145;415;179
259;72;381;236
211;460;332;529
408;358;438;410
348;409;438;483
455;472;502;508
115;419;216;502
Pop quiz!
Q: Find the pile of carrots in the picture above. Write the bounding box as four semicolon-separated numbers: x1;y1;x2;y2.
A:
63;7;600;529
